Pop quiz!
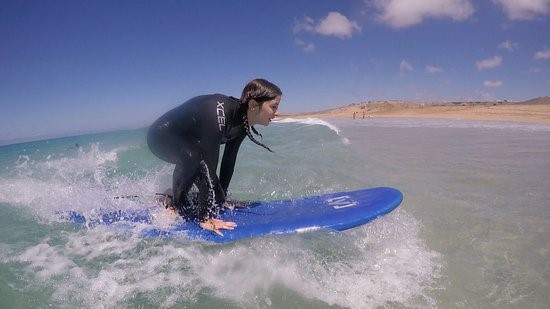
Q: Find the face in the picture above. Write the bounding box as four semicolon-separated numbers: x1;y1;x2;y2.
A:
248;96;281;126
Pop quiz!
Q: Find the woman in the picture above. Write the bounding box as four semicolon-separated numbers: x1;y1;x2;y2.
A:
147;78;282;236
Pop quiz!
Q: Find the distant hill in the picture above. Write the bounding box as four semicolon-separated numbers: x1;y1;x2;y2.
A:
520;96;550;105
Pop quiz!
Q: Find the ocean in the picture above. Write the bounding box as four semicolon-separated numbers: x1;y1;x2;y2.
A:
0;117;548;308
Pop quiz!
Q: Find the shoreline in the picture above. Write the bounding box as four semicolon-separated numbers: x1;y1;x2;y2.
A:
281;97;550;125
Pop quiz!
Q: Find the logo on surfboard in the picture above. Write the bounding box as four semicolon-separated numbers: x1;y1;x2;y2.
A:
326;195;358;209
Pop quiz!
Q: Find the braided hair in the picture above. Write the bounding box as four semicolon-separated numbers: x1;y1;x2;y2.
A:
240;79;282;153
243;112;274;152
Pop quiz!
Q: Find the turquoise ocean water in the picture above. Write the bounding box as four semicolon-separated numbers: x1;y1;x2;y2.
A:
0;117;548;308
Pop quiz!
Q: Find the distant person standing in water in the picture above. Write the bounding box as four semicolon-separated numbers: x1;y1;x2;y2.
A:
147;79;282;236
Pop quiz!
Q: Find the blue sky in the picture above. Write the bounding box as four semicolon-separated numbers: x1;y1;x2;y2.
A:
1;0;549;144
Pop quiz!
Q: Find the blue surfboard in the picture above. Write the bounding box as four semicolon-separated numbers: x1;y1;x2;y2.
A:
66;187;403;243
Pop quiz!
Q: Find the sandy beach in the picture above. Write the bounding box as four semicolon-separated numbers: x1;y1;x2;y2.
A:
283;96;550;125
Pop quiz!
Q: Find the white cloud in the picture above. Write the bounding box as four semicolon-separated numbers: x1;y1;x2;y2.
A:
293;12;361;39
484;80;503;87
476;56;503;70
498;40;519;51
400;60;413;71
293;16;316;33
294;38;315;52
492;0;550;20
372;0;474;28
534;49;550;59
316;12;362;38
425;65;443;73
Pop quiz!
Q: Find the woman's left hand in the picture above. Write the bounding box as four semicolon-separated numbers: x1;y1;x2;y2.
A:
199;218;237;236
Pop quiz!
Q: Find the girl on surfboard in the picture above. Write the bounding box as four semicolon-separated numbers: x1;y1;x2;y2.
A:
147;79;282;236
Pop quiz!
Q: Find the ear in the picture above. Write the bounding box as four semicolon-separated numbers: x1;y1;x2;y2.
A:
249;99;259;110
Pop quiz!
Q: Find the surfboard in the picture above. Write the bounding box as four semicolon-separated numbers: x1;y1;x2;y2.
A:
65;187;403;243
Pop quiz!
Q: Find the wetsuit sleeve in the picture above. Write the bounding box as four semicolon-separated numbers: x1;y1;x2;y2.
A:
219;134;245;194
198;115;225;196
176;113;227;222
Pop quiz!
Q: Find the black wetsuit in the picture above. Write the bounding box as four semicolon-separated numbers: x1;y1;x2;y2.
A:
147;94;246;221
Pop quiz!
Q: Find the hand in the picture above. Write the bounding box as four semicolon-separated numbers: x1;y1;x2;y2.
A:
199;218;237;236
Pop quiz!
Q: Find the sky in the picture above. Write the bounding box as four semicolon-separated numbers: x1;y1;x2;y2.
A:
1;0;549;144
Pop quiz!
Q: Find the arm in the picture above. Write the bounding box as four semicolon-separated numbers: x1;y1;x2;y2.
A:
197;135;240;236
219;134;245;194
193;96;240;236
198;118;225;204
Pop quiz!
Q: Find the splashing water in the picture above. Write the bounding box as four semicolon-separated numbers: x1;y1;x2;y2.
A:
0;121;467;308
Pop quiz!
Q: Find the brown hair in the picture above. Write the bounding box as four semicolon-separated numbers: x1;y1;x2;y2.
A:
240;79;282;152
240;78;282;105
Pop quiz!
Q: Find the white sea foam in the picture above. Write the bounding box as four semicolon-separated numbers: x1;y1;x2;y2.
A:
275;117;350;144
0;142;169;221
275;117;341;134
6;208;439;308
